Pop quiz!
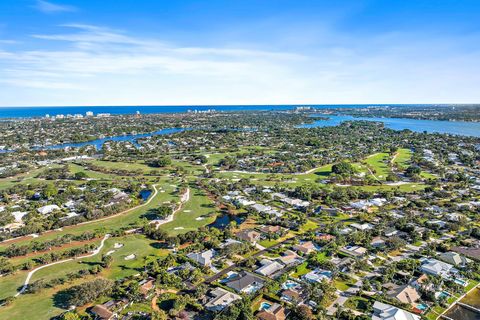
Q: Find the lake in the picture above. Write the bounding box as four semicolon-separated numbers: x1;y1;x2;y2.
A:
299;115;480;137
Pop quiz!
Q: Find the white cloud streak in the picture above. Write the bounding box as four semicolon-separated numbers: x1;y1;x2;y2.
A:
0;24;479;106
34;0;77;14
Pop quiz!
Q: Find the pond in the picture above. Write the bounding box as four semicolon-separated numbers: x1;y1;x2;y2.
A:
139;189;152;201
208;213;245;230
298;115;480;137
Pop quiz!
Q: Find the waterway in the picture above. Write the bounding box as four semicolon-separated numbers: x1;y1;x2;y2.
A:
37;127;187;150
298;115;480;137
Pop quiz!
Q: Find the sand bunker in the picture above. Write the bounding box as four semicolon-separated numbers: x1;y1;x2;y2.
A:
124;254;136;260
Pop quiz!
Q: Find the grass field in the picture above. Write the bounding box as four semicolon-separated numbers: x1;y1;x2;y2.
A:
0;178;178;251
364;152;391;180
393;148;412;170
0;234;169;319
0;165;62;190
160;185;217;235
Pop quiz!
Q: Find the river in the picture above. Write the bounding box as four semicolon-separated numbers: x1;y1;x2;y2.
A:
299;115;480;137
37;127;187;150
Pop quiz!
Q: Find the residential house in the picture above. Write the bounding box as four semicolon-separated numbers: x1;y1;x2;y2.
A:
372;301;421;320
236;229;261;244
303;269;332;284
388;285;421;306
225;271;265;294
204;287;241;311
187;249;215;267
438;252;469;267
420;258;459;280
341;245;367;258
277;250;301;265
292;241;317;255
255;259;285;277
256;303;287;320
90;305;115;320
37;204;60;215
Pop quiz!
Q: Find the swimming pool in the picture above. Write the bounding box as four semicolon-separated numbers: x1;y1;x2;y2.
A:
260;302;272;311
454;279;468;287
416;303;428;311
282;280;300;290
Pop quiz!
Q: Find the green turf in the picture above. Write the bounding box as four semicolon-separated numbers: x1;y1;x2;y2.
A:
364;152;391;180
0;178;178;250
393;148;412;169
159;185;217;235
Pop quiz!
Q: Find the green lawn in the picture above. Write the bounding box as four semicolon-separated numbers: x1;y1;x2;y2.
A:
0;235;169;320
159;185;217;235
90;160;154;172
364;152;391;180
0;178;178;251
344;296;370;312
334;279;354;291
291;262;310;278
393;148;412;169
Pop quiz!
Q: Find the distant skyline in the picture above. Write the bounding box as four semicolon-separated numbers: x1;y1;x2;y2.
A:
0;0;479;106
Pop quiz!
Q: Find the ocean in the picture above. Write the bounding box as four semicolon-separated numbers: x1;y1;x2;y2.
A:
0;104;434;119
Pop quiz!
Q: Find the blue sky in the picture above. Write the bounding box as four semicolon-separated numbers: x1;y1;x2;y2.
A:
0;0;479;106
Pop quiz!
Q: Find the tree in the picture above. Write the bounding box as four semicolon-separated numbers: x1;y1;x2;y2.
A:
61;311;81;320
405;165;421;177
152;310;168;320
332;161;356;175
102;254;113;268
74;171;88;180
43;183;58;198
291;304;314;320
151;157;172;167
59;278;114;307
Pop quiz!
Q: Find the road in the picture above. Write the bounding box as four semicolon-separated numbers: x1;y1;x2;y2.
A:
15;234;111;297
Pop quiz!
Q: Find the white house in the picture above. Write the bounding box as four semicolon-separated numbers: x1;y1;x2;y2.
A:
372;301;421;320
255;259;284;277
37;205;60;215
187;249;215;267
205;287;241;311
420;258;458;279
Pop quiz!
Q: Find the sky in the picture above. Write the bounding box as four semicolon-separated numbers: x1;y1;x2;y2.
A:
0;0;479;106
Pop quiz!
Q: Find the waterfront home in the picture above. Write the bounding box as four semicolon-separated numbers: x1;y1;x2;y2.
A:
204;287;241;311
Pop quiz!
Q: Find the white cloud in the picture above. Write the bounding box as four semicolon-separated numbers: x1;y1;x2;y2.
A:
34;0;77;14
0;24;479;106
